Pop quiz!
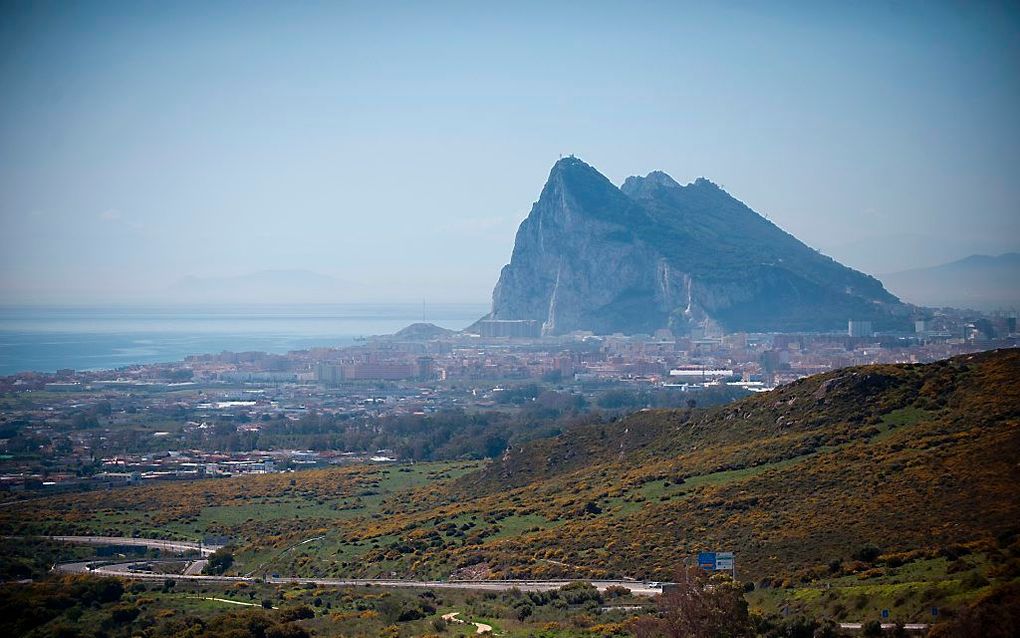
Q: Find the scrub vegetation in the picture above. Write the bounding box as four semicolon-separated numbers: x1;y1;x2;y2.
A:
2;349;1017;635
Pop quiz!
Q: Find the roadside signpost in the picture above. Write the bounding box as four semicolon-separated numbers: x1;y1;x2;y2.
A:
696;551;736;579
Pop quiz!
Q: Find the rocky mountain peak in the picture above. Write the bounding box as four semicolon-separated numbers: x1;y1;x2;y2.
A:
621;170;681;198
692;176;721;189
484;157;906;335
537;156;642;224
543;156;614;194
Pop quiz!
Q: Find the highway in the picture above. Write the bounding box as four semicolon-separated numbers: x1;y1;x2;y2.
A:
41;536;933;629
57;560;251;583
183;559;209;575
40;534;660;594
42;535;222;556
55;559;662;595
838;622;930;632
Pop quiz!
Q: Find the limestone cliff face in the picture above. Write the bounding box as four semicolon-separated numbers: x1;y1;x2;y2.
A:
487;157;904;335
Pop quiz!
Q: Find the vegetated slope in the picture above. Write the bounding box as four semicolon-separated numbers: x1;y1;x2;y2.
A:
430;349;1019;581
4;351;1016;590
331;348;1016;583
485;157;905;335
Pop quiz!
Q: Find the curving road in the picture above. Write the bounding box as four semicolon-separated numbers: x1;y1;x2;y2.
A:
43;535;661;594
42;535;222;556
55;562;935;631
55;559;662;595
45;538;934;630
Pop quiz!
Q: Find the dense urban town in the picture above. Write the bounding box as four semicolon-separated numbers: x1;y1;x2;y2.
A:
2;309;1015;495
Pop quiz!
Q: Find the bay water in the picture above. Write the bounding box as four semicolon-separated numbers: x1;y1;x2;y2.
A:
0;303;487;375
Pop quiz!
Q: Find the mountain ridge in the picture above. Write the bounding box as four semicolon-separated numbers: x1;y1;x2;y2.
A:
435;348;1019;581
879;252;1020;311
485;157;906;335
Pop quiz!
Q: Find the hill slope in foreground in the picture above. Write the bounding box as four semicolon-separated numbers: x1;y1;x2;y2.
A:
3;350;1018;591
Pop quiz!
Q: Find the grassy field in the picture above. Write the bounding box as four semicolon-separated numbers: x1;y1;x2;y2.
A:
746;552;1001;624
1;547;650;638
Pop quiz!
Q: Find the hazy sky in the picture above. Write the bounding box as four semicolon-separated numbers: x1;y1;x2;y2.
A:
1;1;1018;304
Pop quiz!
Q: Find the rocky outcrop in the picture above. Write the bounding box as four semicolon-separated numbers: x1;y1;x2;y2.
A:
390;323;455;340
484;157;905;335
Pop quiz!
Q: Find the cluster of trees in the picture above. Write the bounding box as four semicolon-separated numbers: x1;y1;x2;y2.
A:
928;581;1020;638
596;386;745;411
14;379;749;464
199;403;593;460
0;575;124;636
0;574;316;638
202;547;234;575
118;607;310;638
630;568;752;638
1;401;111;458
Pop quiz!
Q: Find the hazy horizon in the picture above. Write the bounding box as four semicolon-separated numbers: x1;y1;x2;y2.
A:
2;1;1019;305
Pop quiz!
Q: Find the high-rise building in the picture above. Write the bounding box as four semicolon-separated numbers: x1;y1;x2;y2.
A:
416;357;435;380
478;320;541;338
848;320;873;338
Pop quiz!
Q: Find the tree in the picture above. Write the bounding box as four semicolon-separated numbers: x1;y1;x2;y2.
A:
277;605;315;622
604;585;632;598
107;604;140;624
635;566;752;638
927;582;1020;638
203;548;234;575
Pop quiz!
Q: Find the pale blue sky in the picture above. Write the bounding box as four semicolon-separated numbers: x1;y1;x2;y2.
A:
1;1;1018;303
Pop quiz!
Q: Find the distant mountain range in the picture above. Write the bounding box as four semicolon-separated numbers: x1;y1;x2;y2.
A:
879;253;1020;311
481;157;908;335
819;233;1017;275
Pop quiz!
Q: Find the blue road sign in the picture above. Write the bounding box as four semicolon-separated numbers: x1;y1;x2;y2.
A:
697;551;734;571
697;552;716;570
881;609;890;619
931;607;939;617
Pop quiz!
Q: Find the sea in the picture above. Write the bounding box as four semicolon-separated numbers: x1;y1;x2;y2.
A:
0;303;489;376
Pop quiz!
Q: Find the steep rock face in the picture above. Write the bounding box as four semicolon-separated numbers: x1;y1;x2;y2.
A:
490;159;681;334
487;157;905;335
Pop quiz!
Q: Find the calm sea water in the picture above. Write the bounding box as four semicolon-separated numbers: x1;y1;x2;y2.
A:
0;304;488;375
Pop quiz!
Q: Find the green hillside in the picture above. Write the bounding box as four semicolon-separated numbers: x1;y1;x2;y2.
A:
447;349;1018;579
3;350;1017;626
